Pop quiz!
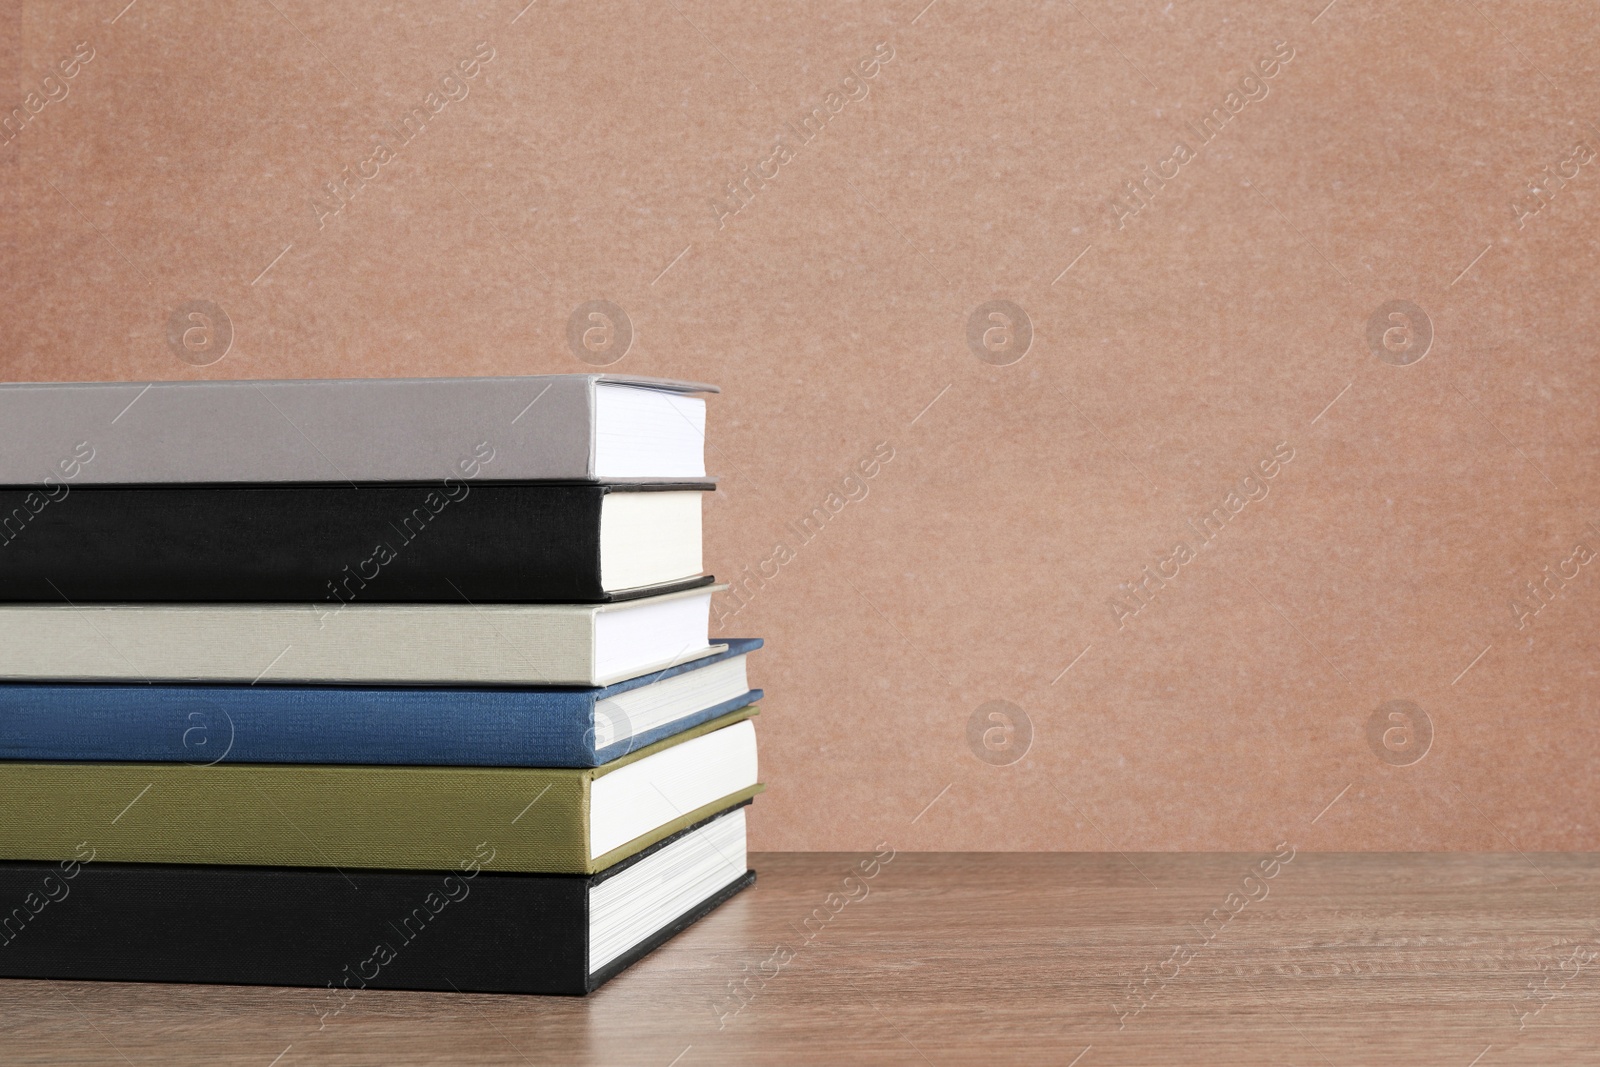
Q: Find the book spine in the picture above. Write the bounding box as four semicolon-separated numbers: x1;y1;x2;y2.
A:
0;484;608;603
0;376;599;484
0;686;601;768
0;762;596;874
0;601;610;685
0;860;593;995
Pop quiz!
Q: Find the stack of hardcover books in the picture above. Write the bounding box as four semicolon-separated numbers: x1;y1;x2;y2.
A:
0;374;761;996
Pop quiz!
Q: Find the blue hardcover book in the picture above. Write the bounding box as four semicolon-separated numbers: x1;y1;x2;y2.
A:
0;639;761;768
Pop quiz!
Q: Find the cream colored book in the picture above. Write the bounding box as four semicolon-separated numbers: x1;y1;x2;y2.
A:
0;585;723;686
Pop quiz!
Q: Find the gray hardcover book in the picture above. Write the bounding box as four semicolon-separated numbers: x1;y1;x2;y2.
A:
0;375;715;484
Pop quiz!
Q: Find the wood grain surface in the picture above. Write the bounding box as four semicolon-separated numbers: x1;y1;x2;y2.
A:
2;851;1596;1065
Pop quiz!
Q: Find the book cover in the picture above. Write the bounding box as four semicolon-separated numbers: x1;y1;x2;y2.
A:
0;806;755;996
0;710;760;875
0;639;762;767
0;481;712;603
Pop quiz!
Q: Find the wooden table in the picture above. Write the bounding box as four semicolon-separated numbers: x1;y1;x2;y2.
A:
2;852;1597;1065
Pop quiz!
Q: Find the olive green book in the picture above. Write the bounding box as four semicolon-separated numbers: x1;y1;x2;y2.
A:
0;709;759;875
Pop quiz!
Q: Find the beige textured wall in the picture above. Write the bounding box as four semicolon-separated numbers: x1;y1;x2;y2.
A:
4;2;1597;851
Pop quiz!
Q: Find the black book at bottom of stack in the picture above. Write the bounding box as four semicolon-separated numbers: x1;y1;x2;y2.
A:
0;805;752;997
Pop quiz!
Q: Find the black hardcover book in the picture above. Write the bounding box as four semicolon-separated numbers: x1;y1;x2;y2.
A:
0;806;753;996
0;481;712;602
